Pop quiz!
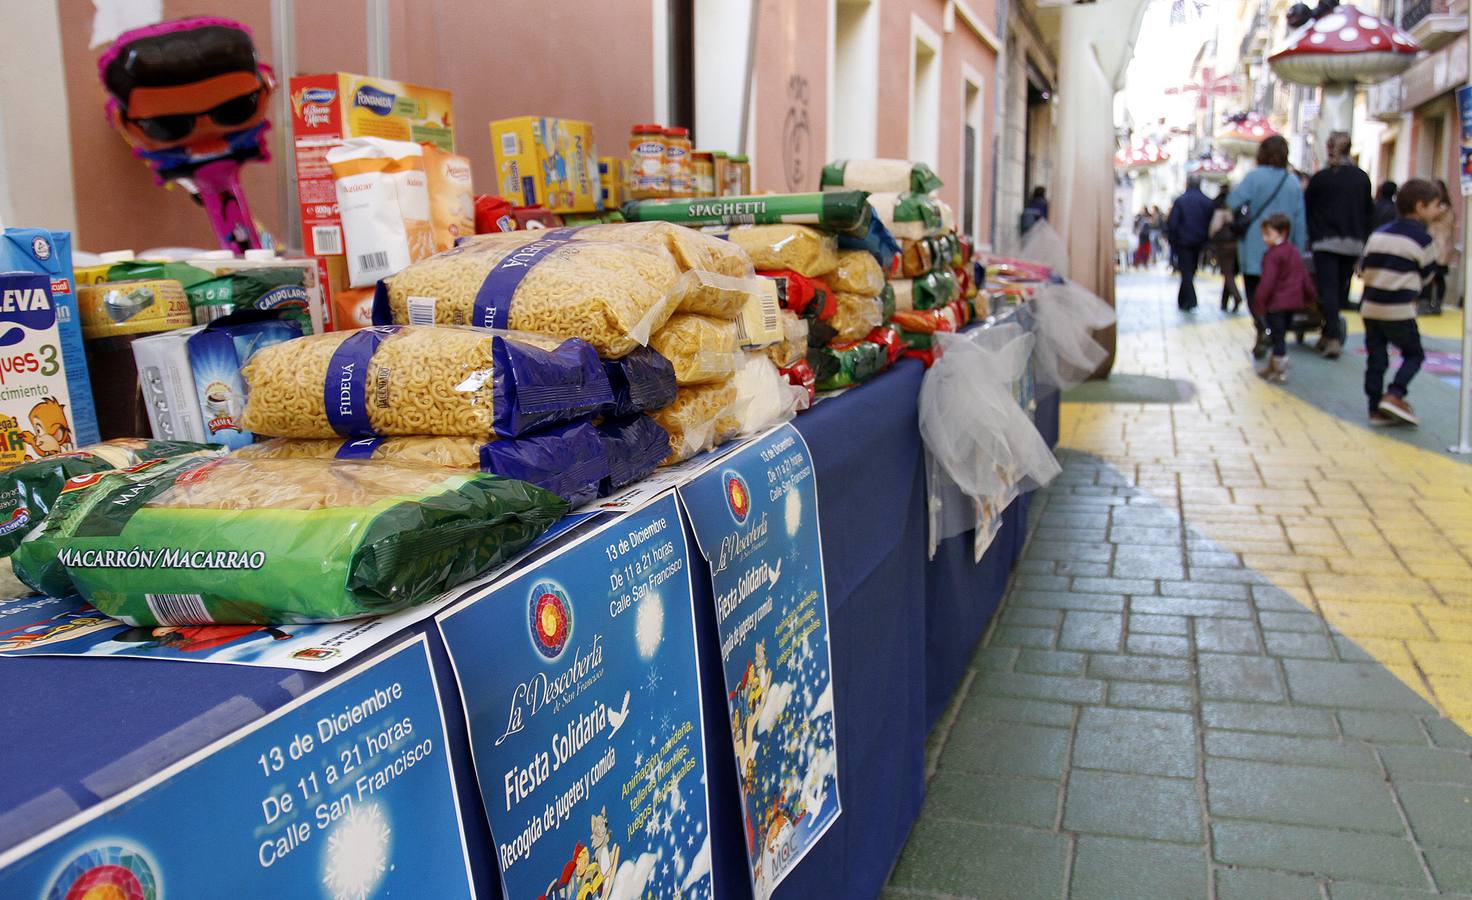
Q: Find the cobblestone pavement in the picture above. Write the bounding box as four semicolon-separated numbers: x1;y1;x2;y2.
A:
886;272;1472;899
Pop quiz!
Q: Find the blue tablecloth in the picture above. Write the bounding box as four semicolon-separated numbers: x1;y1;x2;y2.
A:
0;353;1061;899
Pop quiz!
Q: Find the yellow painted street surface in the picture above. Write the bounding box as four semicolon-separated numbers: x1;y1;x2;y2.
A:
1062;280;1472;728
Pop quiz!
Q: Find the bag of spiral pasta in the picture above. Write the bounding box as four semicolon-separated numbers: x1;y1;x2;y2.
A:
240;325;611;439
12;456;567;623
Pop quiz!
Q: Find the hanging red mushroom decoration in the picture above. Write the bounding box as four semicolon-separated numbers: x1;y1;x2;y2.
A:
1115;140;1170;172
1215;111;1280;157
1269;5;1419;145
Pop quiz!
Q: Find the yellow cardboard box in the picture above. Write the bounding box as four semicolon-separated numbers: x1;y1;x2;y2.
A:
490;117;602;213
598;156;630;208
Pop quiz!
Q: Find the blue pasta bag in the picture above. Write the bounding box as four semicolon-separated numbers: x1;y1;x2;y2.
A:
596;415;670;495
601;345;677;418
491;334;614;436
481;420;610;507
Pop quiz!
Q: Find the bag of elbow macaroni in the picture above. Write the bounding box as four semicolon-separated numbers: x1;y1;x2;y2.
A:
329;137;435;287
12;456;568;624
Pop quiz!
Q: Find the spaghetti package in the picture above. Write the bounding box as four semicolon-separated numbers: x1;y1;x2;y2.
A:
12;456;567;624
375;228;682;357
725;225;838;277
820;158;942;194
830;292;885;343
423;144;476;252
622;191;870;232
596;415;670;494
649;380;737;464
236;422;609;506
0;439;217;558
827;249;886;296
240;326;611;439
602;346;678;418
649;314;739;385
809;340;887;391
867;192;943;240
328;137;434;288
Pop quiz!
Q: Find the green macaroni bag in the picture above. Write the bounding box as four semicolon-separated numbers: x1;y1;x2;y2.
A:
820;159;943;195
0;439;217;558
12;456;567;623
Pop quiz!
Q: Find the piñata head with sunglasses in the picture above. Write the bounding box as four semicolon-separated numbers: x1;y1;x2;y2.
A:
100;17;274;253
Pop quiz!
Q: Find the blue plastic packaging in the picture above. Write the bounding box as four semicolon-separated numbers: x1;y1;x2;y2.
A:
481;419;610;507
601;345;677;418
490;335;613;437
0;228;100;444
186;312;302;450
838;215;900;274
596;415;670;495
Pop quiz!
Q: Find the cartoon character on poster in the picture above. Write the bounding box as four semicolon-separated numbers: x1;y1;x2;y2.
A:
99;17;275;253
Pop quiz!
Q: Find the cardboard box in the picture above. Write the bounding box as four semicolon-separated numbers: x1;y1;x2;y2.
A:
132;326;207;443
0;272;82;468
599;156;630;208
0;229;100;446
490;117;602;213
78;280;192;339
288;73;455;260
186;318;302;450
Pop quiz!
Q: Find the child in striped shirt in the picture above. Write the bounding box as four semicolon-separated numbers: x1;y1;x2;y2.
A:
1358;178;1440;426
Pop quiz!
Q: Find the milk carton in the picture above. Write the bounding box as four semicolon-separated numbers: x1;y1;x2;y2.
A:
0;229;99;445
0;272;80;468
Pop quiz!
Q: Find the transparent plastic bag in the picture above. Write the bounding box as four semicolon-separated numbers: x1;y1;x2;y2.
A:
649;379;738;464
762;309;809;368
827;249;885;295
578;220;754;277
1031;279;1116;390
1019;220;1070;279
919;325;1061;559
672;270;766;319
830;292;885;342
649;314;740;385
726;225;838;277
729;352;802;436
241;325;612;439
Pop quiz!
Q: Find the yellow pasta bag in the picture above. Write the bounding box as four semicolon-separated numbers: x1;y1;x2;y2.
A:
577;220;753;277
240;325;612;439
649;379;738;464
828;249;885;295
649;314;739;385
725;224;838;277
830;292;885;342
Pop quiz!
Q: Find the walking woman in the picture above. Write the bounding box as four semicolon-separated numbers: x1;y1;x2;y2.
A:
1227;135;1307;357
1134;208;1154;268
1209;188;1244;312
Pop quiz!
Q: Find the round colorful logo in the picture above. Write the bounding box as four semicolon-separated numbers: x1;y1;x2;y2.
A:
31;235;51;261
529;580;572;660
46;843;159;900
725;471;751;525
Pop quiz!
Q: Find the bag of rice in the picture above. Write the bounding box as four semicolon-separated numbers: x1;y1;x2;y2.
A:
235;422;609;507
328;138;434;288
596;415;669;495
374;228;683;357
891;272;950;312
762;309;808;368
0;440;218;558
820;159;943;194
649;380;737;464
725;225;838;277
828;249;885;296
867;192;944;240
649;314;739;385
809;340;887;391
424;144;476;253
830;292;885;342
602;346;678;418
240;325;612;440
13;456;567;624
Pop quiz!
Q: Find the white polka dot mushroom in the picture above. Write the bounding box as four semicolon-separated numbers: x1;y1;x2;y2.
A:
1114;139;1171;172
1215;112;1281;157
1269;4;1419;145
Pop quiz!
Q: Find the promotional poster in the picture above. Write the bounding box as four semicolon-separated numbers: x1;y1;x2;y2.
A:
438;493;713;900
677;424;841;899
0;638;474;897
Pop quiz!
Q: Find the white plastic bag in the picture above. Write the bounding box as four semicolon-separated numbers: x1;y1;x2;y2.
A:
328;137;433;287
919;324;1061;559
729;352;803;435
1030;279;1117;390
1019;220;1070;279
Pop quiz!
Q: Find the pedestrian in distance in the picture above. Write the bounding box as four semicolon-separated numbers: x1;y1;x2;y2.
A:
1304;131;1374;359
1251;213;1317;384
1359;178;1440;427
1166;173;1216;311
1020;186;1049;234
1134;208;1154;268
1208;188;1245;312
1227;135;1308;359
1419;179;1455;316
1373;181;1398;229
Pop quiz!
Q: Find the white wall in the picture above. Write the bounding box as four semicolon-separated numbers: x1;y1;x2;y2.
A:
694;0;754;152
908;14;941;169
828;0;879;160
0;0;76;233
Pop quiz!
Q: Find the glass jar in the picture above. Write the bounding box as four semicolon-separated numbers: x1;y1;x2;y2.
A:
664;127;692;198
691;151;716;197
629;123;667;199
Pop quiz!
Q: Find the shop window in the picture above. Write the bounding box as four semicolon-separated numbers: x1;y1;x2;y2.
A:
830;0;878;160
909;17;941;169
962;74;984;242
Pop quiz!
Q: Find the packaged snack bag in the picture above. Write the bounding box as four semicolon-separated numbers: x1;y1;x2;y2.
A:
424;144;475;252
186;313;303;450
328;137;434;287
185;268;314;334
13;456;567;623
